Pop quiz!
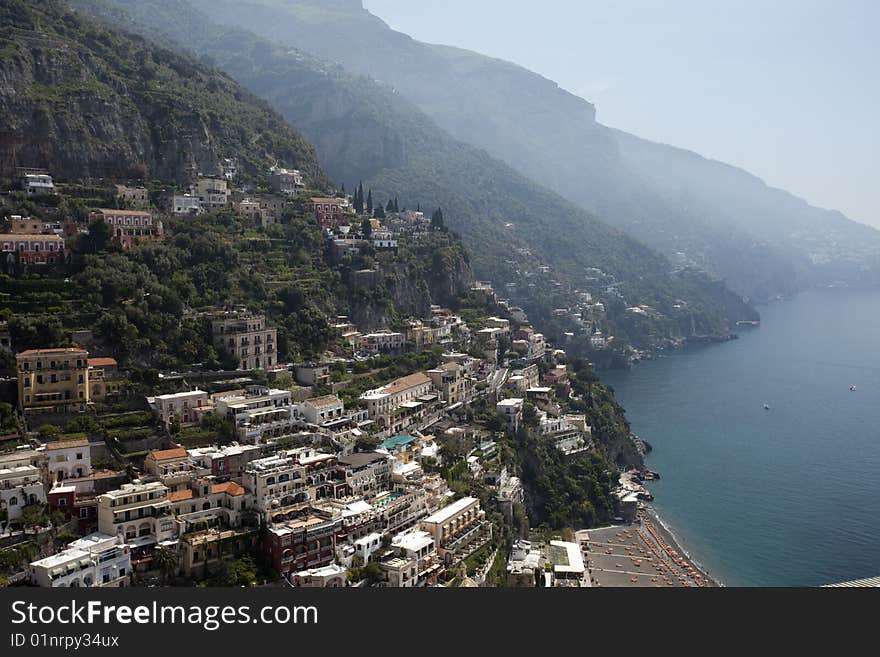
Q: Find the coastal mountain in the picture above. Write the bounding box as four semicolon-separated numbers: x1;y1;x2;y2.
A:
0;0;326;188
184;0;880;301
69;0;758;353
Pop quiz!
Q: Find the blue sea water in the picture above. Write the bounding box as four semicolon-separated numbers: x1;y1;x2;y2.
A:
601;288;880;586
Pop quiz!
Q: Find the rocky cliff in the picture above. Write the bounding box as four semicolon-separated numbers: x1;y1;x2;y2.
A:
0;0;326;187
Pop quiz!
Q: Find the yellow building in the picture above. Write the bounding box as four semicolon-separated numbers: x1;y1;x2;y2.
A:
16;348;90;413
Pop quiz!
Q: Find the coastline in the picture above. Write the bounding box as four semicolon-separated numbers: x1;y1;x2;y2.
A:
640;505;721;587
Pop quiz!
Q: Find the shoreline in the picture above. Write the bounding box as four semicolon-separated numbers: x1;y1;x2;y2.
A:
640;505;722;587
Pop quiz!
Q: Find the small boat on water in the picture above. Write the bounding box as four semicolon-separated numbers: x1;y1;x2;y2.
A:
763;403;771;410
850;385;857;391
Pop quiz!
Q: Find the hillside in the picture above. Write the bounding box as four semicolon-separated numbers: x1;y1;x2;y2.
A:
188;0;880;301
71;0;758;352
0;0;326;188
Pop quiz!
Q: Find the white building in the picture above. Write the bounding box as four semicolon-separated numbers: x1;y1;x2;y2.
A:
0;462;46;520
153;390;209;430
496;398;524;432
21;173;55;196
97;482;175;544
353;532;383;564
300;395;345;426
172;193;202;215
44;438;91;483
29;533;130;588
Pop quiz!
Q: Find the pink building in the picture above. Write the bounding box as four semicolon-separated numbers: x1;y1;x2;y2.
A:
90;209;164;249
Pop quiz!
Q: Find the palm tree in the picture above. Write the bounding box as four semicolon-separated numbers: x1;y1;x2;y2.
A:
154;546;179;585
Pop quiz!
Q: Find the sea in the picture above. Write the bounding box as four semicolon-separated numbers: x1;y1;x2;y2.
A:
601;288;880;586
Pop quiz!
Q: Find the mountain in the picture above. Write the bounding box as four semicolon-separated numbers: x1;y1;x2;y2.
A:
69;0;757;353
187;0;880;301
0;0;326;188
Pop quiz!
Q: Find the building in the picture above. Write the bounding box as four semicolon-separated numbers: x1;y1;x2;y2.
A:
379;554;419;587
361;331;405;355
215;387;300;444
0;460;46;520
264;510;342;578
187;443;263;481
211;314;277;371
496;398;524;432
179;527;258;578
45;438;91;483
89;209;163;249
353;532;383;564
548;540;586;586
96;482;175;544
245;449;340;519
153;390;210;430
300;395;345;426
420;496;490;563
172;193;202;215
20;172;55;195
115;185;149;207
306;197;344;227
427;362;474;405
335;453;391;498
360;372;435;430
196;177;230;210
16;348;90;413
29;533;130;588
289;563;346;588
295;363;332;387
1;233;66;265
270;168;305;195
6;215;62;235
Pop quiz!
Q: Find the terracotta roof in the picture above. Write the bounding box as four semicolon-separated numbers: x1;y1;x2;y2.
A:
211;481;245;497
168;489;194;503
384;372;431;396
0;233;64;241
45;438;89;450
17;348;87;356
305;395;343;409
88;357;117;367
148;447;188;462
94;208;151;216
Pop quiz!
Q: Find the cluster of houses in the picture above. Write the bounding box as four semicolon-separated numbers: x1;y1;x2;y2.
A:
6;296;597;587
1;168;607;588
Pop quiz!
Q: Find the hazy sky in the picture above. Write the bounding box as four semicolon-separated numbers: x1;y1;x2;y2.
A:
364;0;879;227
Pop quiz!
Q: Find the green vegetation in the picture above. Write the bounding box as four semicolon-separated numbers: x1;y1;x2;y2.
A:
1;0;327;188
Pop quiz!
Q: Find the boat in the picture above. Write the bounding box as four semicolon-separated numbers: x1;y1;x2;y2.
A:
763;403;771;410
850;385;857;391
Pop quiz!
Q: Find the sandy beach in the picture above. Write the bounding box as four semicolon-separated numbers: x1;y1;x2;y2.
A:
577;506;719;587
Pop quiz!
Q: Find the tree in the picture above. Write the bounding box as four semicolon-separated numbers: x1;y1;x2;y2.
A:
154;546;179;585
366;189;373;215
361;218;373;238
354;182;364;214
431;207;444;230
38;424;60;441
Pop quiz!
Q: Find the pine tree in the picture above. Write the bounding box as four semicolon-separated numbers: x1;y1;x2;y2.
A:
385;199;393;212
431;207;444;230
354;182;364;214
393;196;399;212
367;189;373;214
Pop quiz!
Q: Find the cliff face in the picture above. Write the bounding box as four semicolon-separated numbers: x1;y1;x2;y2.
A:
0;1;326;187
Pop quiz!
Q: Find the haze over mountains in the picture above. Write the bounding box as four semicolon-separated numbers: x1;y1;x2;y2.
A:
185;0;880;302
69;0;758;349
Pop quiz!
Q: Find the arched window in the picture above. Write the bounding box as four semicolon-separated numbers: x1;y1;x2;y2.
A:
9;496;17;506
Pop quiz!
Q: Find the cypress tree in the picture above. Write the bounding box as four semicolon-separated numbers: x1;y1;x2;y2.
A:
367;189;373;214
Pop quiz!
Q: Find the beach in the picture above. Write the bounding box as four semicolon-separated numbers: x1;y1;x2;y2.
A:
577;506;719;587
